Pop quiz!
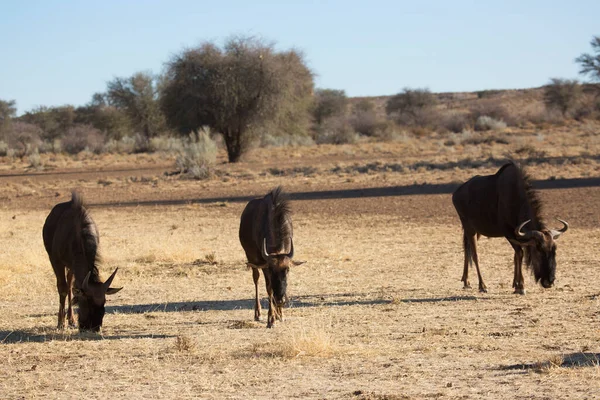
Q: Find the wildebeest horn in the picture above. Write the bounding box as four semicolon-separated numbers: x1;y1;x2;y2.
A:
515;219;543;242
262;238;269;260
82;271;91;291
550;218;569;239
103;268;119;292
515;220;532;239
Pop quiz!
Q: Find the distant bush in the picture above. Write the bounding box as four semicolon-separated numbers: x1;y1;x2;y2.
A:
438;112;470;133
312;89;348;125
314;116;358;144
543;78;582;117
149;136;185;153
469;100;516;126
260;133;315;148
476;90;502;99
2;121;42;156
386;88;438;128
0;141;8;156
175;130;218;179
475;116;507;131
62;125;105;154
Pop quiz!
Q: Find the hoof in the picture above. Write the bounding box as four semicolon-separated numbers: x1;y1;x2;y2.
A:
479;287;488;293
254;316;262;322
514;288;526;295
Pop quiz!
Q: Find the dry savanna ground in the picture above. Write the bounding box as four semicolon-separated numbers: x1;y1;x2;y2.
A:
1;123;600;399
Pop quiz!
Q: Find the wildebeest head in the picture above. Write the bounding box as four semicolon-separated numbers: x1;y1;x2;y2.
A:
512;219;569;288
249;239;305;305
74;268;122;332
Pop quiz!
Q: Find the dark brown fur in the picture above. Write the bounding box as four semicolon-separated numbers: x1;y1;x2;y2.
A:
42;192;122;331
452;162;568;294
239;186;304;328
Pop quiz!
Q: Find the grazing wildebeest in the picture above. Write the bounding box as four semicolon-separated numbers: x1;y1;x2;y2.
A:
452;161;568;294
239;187;305;328
42;192;122;331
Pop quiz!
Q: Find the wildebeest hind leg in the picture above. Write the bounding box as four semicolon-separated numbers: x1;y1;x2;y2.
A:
66;269;76;327
252;268;262;321
471;239;487;293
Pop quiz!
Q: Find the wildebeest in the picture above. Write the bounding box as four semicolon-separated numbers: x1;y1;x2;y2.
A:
239;187;305;328
452;161;568;294
42;192;122;331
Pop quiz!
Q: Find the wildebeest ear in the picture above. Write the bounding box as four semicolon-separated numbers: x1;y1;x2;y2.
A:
105;287;123;295
247;263;268;269
291;260;306;266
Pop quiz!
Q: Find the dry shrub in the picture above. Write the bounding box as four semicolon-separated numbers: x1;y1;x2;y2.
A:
149;136;185;153
62;124;105;154
27;149;43;170
175;130;217;179
315;116;359;144
438;112;470;133
469;100;517;126
2;121;42;156
474;116;507;131
350;111;382;137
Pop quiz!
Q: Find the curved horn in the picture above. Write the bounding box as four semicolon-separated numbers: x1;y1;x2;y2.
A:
551;218;569;239
82;271;91;291
287;238;294;259
103;268;119;292
515;219;533;239
261;238;269;260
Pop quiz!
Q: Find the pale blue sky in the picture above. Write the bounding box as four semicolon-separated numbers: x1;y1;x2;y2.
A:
1;0;598;114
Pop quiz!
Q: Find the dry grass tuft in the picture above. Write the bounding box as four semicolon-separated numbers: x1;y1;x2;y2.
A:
534;354;564;373
174;335;197;353
275;321;339;359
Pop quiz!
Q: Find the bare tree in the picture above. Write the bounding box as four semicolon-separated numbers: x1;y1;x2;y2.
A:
543;78;582;117
106;72;166;140
576;36;600;82
161;36;314;162
0;99;17;134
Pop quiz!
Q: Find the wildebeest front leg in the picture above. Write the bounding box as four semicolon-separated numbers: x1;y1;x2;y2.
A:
252;268;261;321
66;269;76;327
263;271;276;328
53;262;68;329
512;246;526;295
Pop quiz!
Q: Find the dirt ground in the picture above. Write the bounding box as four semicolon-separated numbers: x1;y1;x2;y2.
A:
1;128;599;399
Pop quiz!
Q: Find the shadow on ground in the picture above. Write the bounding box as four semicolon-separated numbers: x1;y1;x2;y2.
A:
89;175;600;209
104;292;482;315
500;352;600;372
0;329;173;344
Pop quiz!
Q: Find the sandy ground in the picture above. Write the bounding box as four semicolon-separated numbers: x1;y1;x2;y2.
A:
0;131;599;399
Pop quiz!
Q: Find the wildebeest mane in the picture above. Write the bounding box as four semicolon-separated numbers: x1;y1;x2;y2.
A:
505;161;545;269
267;186;291;249
71;192;102;283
